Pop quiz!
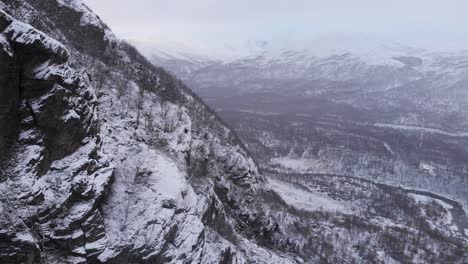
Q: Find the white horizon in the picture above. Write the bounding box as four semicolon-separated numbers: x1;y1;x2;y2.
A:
84;0;468;56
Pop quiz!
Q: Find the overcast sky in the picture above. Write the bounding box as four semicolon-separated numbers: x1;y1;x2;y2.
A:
84;0;468;52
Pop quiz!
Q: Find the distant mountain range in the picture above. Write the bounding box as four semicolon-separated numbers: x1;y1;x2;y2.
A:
137;37;468;209
137;37;468;131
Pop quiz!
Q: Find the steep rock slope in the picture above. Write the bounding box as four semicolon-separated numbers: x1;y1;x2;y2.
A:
0;1;467;264
0;1;267;263
0;7;113;262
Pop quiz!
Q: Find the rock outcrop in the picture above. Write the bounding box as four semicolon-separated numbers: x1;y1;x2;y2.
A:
0;6;113;263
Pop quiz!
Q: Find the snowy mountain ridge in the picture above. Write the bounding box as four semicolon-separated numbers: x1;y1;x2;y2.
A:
139;35;468;80
146;37;468;131
136;34;450;66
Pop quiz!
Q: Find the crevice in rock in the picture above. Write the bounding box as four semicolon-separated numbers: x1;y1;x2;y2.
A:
24;99;38;127
79;222;90;263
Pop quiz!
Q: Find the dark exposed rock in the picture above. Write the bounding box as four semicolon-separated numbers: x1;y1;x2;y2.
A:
0;231;38;264
0;5;112;263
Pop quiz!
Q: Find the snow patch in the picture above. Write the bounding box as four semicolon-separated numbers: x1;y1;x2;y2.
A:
270;157;324;172
269;178;352;213
33;60;76;84
85;238;107;253
0;34;13;56
62;109;80;121
3;18;68;57
409;193;455;227
375;123;468;138
20;145;42;167
12;232;35;244
419;163;437;176
238;109;280;116
410;193;432;204
383;142;394;155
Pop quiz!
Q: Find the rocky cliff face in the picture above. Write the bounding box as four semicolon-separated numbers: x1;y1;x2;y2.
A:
0;6;113;263
0;1;467;264
0;1;270;263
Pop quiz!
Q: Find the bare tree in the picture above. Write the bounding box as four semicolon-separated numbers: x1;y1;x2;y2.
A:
144;111;154;131
177;105;184;122
122;166;140;231
143;93;159;134
158;101;173;132
135;88;145;129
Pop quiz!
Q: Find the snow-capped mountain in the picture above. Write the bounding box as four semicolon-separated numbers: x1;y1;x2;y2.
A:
143;33;468;209
142;36;468;132
0;1;467;263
